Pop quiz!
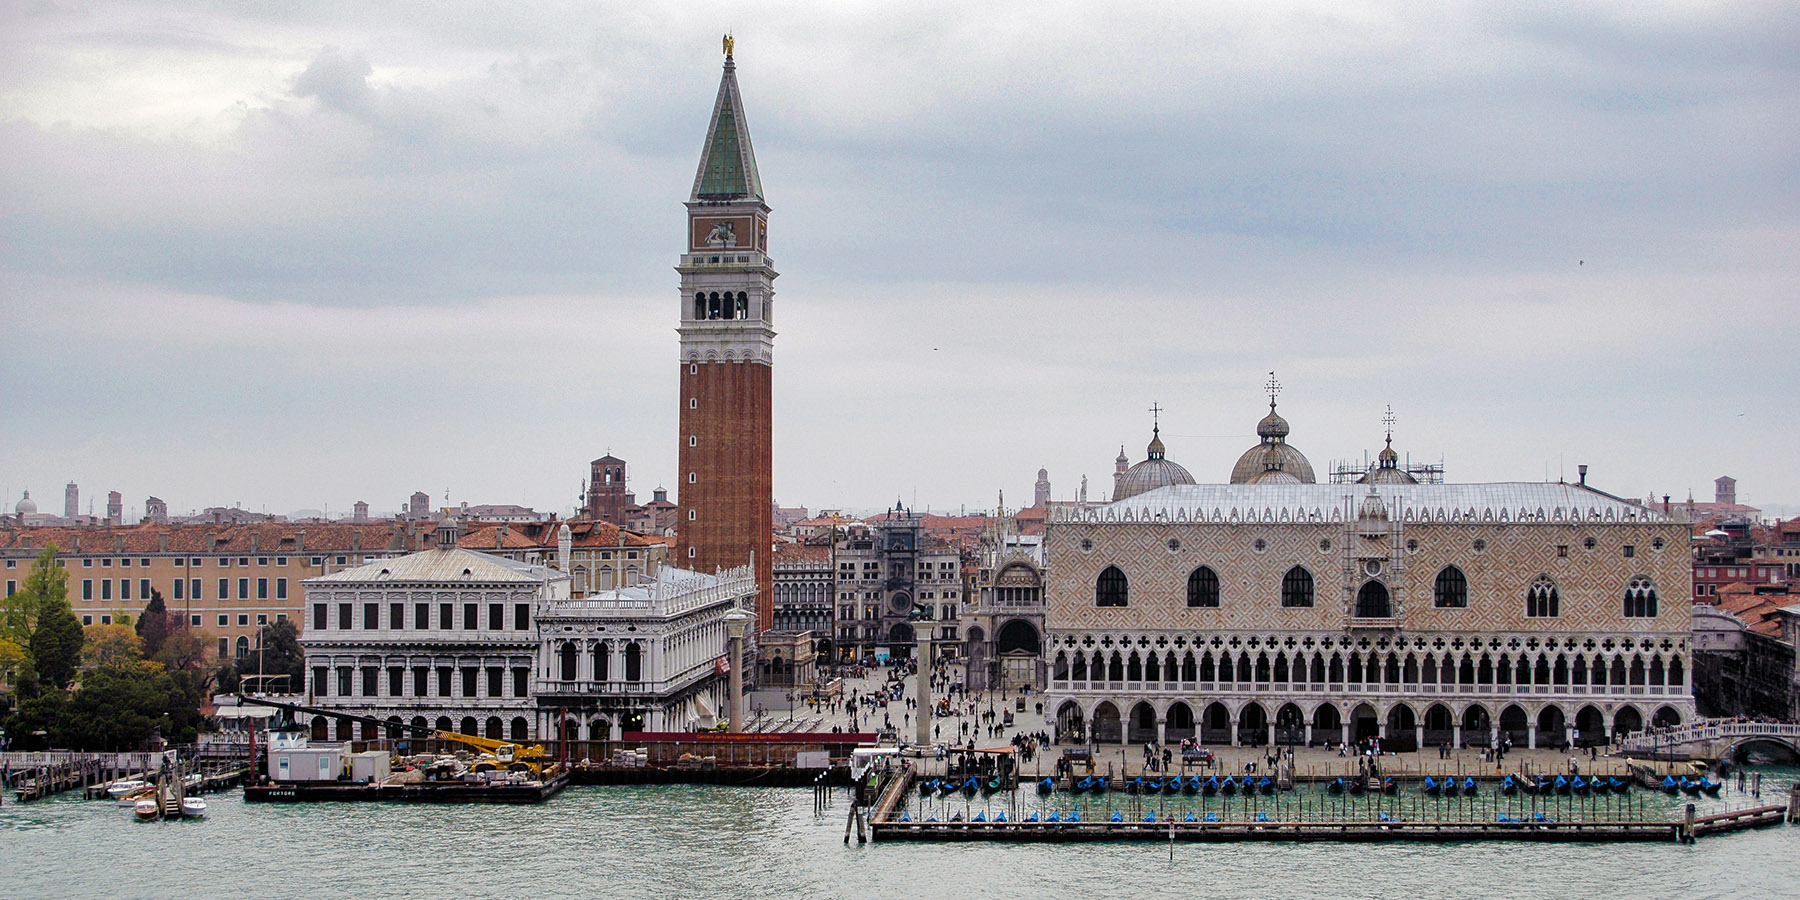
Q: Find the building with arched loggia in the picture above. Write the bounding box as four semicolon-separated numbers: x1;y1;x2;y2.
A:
534;564;757;740
1041;398;1695;753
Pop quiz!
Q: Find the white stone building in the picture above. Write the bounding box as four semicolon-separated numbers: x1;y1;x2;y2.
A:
299;520;569;742
535;565;755;740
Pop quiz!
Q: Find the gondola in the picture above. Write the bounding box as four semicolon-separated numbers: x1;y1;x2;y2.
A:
1350;777;1367;796
1535;775;1555;794
1109;810;1124;823
962;777;980;797
1608;776;1628;795
1075;775;1095;793
1067;810;1081;822
1220;775;1238;796
1161;776;1180;796
1143;812;1158;823
1500;774;1518;795
1127;776;1145;795
1090;776;1108;796
982;777;1003;796
1261;776;1277;796
972;811;986;822
1037;777;1055;796
1182;775;1199;796
1441;777;1458;798
1184;812;1198;822
920;778;937;796
1025;812;1040;822
1679;777;1701;796
994;811;1007;822
1553;774;1570;795
1145;777;1163;795
1046;811;1061;822
1661;775;1679;796
1203;776;1220;796
1571;775;1589;795
1328;777;1346;795
1461;777;1478;796
1423;775;1442;796
1700;777;1722;797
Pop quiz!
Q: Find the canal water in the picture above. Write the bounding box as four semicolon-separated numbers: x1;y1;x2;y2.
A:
3;778;1797;900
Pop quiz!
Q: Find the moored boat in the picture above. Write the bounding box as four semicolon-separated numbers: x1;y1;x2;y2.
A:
180;796;207;818
1500;775;1517;795
1220;775;1238;796
1461;777;1478;796
106;779;149;800
1037;777;1055;796
1423;776;1441;796
133;798;160;821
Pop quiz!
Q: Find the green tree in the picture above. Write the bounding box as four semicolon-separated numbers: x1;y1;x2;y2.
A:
135;589;171;658
66;659;174;750
25;549;82;691
6;689;70;750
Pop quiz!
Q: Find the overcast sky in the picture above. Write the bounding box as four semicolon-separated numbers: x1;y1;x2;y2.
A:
3;1;1795;521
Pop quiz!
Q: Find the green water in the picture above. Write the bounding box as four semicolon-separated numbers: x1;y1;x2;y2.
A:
3;778;1798;899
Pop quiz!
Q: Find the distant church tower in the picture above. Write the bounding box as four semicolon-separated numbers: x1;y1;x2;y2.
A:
1034;468;1051;507
675;38;776;630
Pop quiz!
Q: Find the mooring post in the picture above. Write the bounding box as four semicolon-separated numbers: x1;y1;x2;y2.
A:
1787;783;1799;824
1684;803;1697;843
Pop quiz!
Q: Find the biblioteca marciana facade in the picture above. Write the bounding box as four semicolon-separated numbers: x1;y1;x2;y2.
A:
1042;400;1695;752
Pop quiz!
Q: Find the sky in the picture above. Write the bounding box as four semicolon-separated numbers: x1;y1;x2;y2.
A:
2;1;1796;521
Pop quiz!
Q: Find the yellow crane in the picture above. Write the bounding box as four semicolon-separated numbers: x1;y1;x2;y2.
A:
248;697;557;775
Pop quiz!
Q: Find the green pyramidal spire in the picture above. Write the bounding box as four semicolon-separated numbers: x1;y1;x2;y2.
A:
691;50;764;203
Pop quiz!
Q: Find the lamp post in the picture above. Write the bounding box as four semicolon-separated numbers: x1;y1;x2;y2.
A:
724;610;752;734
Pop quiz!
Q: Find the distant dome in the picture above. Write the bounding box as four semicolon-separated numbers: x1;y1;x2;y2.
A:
14;491;36;515
1115;426;1196;500
1230;400;1316;484
1358;436;1418;486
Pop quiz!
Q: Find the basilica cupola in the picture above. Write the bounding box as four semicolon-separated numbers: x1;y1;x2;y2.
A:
1229;372;1317;484
1358;405;1419;485
1113;408;1197;500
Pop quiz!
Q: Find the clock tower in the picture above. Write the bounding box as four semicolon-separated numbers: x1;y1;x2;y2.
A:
675;41;776;630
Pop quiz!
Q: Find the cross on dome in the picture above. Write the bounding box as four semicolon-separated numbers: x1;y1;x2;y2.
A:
1265;371;1282;409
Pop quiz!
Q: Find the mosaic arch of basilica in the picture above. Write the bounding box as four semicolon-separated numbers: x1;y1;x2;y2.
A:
1041;392;1694;752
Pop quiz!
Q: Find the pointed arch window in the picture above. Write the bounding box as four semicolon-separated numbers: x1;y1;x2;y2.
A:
1186;566;1220;608
1281;566;1314;608
1526;575;1559;618
1355;581;1392;618
1623;576;1658;618
1095;566;1128;607
1433;566;1467;608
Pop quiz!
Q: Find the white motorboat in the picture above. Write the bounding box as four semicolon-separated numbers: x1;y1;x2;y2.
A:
180;796;207;818
106;779;149;799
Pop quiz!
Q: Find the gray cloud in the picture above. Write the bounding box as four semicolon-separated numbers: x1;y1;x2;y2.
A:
1;1;1795;517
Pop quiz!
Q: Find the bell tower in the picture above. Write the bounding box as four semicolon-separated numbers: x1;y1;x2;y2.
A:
675;38;776;629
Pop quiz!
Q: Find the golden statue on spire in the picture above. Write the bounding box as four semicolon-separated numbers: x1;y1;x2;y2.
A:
723;34;734;58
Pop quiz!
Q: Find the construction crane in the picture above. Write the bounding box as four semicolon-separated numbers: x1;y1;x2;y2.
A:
242;696;555;775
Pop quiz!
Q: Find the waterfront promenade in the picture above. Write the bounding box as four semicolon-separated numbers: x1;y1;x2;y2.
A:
747;663;1672;782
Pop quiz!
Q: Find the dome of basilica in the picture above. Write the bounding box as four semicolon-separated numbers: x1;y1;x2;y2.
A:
14;491;37;516
1230;399;1316;484
1114;426;1197;500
